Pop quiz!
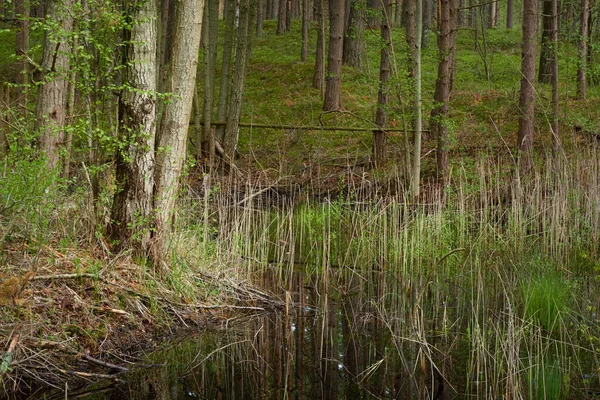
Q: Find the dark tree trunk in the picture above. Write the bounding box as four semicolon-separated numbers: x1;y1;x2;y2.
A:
312;0;326;91
257;0;264;35
538;0;553;83
343;0;365;69
517;0;538;174
422;0;432;48
507;0;514;28
216;0;236;142
323;0;345;110
374;0;393;168
366;0;380;28
431;0;459;178
277;0;287;33
551;0;559;151
202;0;219;167
394;0;402;25
577;0;589;99
301;0;309;60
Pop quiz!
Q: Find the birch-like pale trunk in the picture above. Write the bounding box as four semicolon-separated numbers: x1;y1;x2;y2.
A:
110;0;158;255
154;0;205;262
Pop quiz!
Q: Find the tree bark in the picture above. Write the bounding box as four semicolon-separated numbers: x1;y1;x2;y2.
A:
223;0;254;168
343;0;365;69
215;0;236;142
15;0;29;123
374;0;393;168
257;0;264;35
517;0;538;174
277;0;287;33
411;0;423;199
507;0;513;28
538;0;553;83
110;0;158;255
301;0;309;60
202;0;219;167
153;0;205;263
431;0;458;179
323;0;345;111
577;0;589;100
312;0;326;91
422;0;432;48
551;0;559;151
34;0;74;171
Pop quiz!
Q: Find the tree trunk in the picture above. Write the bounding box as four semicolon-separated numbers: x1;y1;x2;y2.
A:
15;0;29;123
312;0;326;91
34;0;74;171
411;0;422;199
0;85;8;158
394;0;402;25
301;0;309;60
422;0;432;48
507;0;513;28
538;0;553;83
223;0;254;168
517;0;538;174
343;0;365;69
277;0;287;33
374;0;392;168
153;0;205;264
110;0;158;255
202;0;218;168
577;0;589;99
366;0;380;28
404;0;416;63
323;0;345;111
489;0;497;28
257;0;264;35
216;0;236;143
551;0;559;151
431;0;458;179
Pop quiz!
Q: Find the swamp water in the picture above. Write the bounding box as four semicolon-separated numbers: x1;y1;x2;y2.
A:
60;191;600;399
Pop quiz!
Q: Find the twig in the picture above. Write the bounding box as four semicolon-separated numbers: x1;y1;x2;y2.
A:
39;340;129;372
57;369;125;383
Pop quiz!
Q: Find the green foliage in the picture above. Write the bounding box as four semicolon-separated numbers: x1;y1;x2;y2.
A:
527;358;567;400
522;272;572;332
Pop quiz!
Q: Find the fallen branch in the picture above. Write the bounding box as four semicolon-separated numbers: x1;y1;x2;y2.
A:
57;368;125;383
39;340;129;372
1;332;19;374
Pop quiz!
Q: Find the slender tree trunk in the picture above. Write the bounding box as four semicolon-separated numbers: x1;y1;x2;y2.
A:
323;0;345;111
517;0;538;174
577;0;589;99
301;0;309;60
0;85;8;158
34;0;74;170
538;0;553;83
15;0;29;123
411;0;423;199
202;0;219;167
278;0;287;33
404;0;416;65
551;0;559;151
507;0;513;28
489;0;497;27
110;0;158;255
223;0;254;167
257;0;264;35
394;0;402;25
374;0;392;168
216;0;236;142
63;37;77;179
422;0;432;48
366;0;380;27
154;0;205;265
431;0;458;179
312;0;326;91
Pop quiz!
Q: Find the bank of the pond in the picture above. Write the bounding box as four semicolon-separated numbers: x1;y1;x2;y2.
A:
0;243;283;399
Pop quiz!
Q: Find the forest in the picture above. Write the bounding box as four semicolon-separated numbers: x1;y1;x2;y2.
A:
1;0;600;398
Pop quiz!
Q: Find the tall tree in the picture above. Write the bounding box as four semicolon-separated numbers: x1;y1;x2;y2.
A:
277;0;287;33
201;0;219;166
301;0;309;60
431;0;459;178
411;0;423;199
223;0;254;167
577;0;589;99
551;0;559;151
312;0;326;91
215;0;236;143
110;0;158;255
538;0;554;83
15;0;29;122
343;0;365;69
517;0;538;173
422;0;432;48
323;0;345;110
257;0;264;35
507;0;514;28
154;0;205;262
34;0;74;170
373;0;393;167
